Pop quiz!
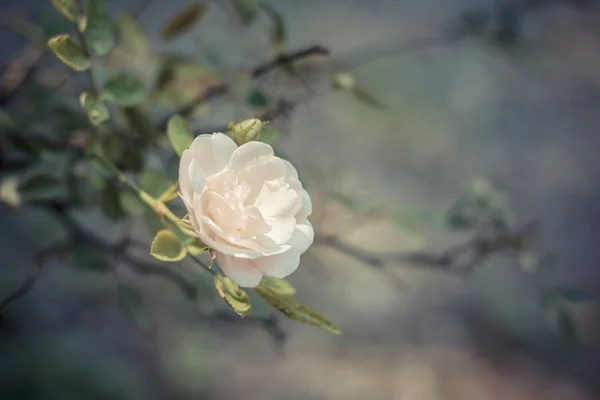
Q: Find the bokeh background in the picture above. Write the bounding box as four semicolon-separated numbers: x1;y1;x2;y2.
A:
2;0;600;399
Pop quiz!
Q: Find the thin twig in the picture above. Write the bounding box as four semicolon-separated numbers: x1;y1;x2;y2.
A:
173;45;330;118
314;221;536;273
0;241;71;312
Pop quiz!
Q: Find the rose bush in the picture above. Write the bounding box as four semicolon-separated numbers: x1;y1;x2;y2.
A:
179;133;314;287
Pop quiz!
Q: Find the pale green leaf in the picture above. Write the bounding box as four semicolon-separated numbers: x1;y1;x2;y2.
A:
215;275;252;317
50;0;80;23
254;286;341;334
139;169;171;198
232;0;260;24
185;238;207;256
150;229;186;262
351;87;389;110
102;74;146;106
120;189;147;216
0;178;21;208
258;277;296;296
47;34;91;71
84;0;116;56
261;4;286;51
79;91;110;126
167;115;194;156
162;3;208;40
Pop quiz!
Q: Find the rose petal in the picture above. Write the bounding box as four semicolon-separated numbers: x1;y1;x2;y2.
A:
204;191;239;235
228;141;274;171
255;181;298;218
178;150;193;202
211;133;238;171
290;220;314;254
189;133;236;176
282;159;299;180
254;248;301;279
216;252;264;287
295;189;313;220
189;159;206;193
263;215;296;245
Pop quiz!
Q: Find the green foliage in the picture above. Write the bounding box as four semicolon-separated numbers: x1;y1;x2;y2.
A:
48;34;91;71
214;275;252;317
261;3;286;52
84;0;116;56
68;242;111;271
232;0;261;24
167;115;194;156
79;91;110;126
162;3;208;40
50;0;80;23
18;174;63;202
258;277;296;296
101;74;146;106
150;229;187;262
246;88;270;108
255;285;341;334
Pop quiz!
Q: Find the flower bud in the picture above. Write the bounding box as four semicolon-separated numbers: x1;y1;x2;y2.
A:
332;72;355;90
229;118;265;145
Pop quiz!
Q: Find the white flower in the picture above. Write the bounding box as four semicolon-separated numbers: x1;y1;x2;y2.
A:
179;133;314;287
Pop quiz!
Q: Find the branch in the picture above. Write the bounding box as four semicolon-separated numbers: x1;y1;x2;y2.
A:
172;44;330;119
0;241;71;312
314;221;537;274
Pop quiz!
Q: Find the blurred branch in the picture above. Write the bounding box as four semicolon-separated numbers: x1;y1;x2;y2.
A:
0;240;70;312
173;44;330;119
314;220;538;274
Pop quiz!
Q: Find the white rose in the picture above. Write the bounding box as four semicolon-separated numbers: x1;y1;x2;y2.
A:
179;133;314;287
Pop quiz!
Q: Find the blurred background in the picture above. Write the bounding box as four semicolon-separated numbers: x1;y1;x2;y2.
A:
2;0;600;399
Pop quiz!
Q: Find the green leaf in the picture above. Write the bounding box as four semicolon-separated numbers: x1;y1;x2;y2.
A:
120;188;147;216
100;183;125;220
79;91;110;126
150;229;186;262
351;87;389;110
259;128;280;145
214;275;252;317
254;286;341;334
84;0;116;56
232;0;260;24
50;0;80;22
167;115;194;156
555;287;589;302
18;174;63;202
47;34;91;71
139;169;171;198
102;74;146;106
261;4;286;51
0;178;22;208
246;88;269;108
116;14;150;55
258;277;296;296
68;242;110;271
162;3;208;40
185;237;207;256
117;282;154;336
